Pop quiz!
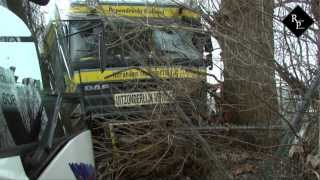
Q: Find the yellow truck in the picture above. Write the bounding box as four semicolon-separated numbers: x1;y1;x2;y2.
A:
42;0;212;118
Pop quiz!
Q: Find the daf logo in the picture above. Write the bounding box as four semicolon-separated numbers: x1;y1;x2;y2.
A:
84;84;110;91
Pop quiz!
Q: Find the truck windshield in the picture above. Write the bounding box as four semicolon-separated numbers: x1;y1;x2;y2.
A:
69;20;203;67
153;29;202;61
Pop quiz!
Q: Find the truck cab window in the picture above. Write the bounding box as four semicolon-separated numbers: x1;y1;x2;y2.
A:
69;21;102;62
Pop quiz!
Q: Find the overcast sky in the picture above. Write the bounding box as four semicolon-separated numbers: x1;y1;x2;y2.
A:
0;6;42;83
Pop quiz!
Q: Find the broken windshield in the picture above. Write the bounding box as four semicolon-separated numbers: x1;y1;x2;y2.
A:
153;29;202;61
68;20;204;68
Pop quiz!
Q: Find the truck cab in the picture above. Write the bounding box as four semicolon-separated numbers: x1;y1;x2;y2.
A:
43;0;212;119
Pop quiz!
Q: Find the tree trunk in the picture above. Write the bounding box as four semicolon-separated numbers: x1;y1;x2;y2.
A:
216;0;278;125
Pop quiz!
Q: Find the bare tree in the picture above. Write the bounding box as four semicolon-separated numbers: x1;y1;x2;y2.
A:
211;0;278;125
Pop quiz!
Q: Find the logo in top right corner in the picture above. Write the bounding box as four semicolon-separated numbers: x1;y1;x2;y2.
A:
282;5;314;38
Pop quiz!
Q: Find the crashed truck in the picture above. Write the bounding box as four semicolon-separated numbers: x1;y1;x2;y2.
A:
0;5;95;180
42;0;213;121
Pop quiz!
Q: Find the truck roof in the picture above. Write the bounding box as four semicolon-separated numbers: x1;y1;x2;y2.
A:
68;1;199;20
71;0;177;6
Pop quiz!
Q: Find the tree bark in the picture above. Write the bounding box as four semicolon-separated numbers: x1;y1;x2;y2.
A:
216;0;278;125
